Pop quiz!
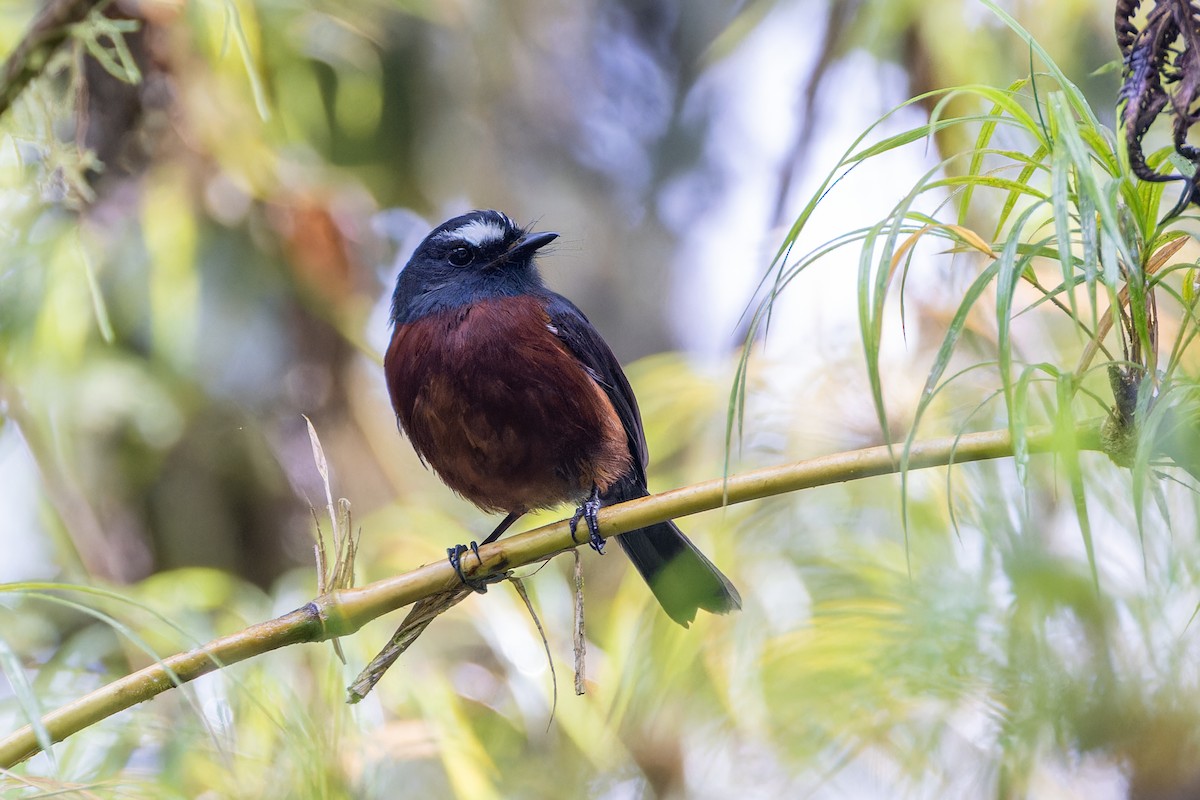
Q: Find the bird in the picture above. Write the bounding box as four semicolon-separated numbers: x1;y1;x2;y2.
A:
383;210;740;626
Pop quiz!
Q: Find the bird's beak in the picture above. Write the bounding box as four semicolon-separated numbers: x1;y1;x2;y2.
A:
508;231;559;259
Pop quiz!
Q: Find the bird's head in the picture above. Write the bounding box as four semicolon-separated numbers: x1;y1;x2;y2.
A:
389;210;559;325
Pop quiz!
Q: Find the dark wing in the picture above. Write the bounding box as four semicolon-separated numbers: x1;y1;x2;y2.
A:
542;292;741;626
542;292;649;473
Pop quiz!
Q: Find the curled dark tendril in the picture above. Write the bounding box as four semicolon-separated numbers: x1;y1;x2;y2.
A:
1116;0;1200;220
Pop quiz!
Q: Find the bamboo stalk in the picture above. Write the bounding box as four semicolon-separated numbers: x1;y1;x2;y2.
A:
0;422;1101;767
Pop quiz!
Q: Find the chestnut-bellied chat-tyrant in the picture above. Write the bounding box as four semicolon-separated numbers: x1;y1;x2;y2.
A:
384;210;740;626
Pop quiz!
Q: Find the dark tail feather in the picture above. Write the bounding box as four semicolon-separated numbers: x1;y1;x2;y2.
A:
604;481;741;627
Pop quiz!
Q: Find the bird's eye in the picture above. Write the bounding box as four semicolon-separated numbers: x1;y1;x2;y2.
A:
448;246;474;267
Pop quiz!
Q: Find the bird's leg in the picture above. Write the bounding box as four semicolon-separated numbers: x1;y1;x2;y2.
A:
569;485;605;555
447;543;487;593
480;511;521;546
447;512;521;593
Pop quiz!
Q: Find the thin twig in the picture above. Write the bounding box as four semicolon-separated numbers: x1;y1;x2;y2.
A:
345;587;475;702
508;577;557;725
573;548;585;696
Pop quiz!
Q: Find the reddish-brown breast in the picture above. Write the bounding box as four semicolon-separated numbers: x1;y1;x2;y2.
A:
384;295;632;514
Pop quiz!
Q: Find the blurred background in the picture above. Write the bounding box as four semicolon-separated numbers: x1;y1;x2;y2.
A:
2;0;1196;798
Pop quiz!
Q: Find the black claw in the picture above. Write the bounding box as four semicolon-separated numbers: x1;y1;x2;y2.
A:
570;487;605;555
447;542;490;594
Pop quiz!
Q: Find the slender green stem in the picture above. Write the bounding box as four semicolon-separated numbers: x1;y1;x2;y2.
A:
0;422;1103;768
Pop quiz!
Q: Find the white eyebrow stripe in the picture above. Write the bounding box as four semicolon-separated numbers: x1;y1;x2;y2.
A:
434;219;508;247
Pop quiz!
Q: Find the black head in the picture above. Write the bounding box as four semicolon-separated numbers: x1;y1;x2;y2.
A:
389;210;559;325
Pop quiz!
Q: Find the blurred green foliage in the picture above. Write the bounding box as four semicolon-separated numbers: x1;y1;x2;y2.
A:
3;0;1200;798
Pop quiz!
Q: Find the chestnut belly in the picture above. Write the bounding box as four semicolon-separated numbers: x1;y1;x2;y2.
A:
385;296;632;513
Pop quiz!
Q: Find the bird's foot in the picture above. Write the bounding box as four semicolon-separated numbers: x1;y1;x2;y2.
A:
569;487;605;554
447;542;496;593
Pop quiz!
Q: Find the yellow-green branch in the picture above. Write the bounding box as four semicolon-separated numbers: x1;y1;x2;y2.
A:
0;422;1103;768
